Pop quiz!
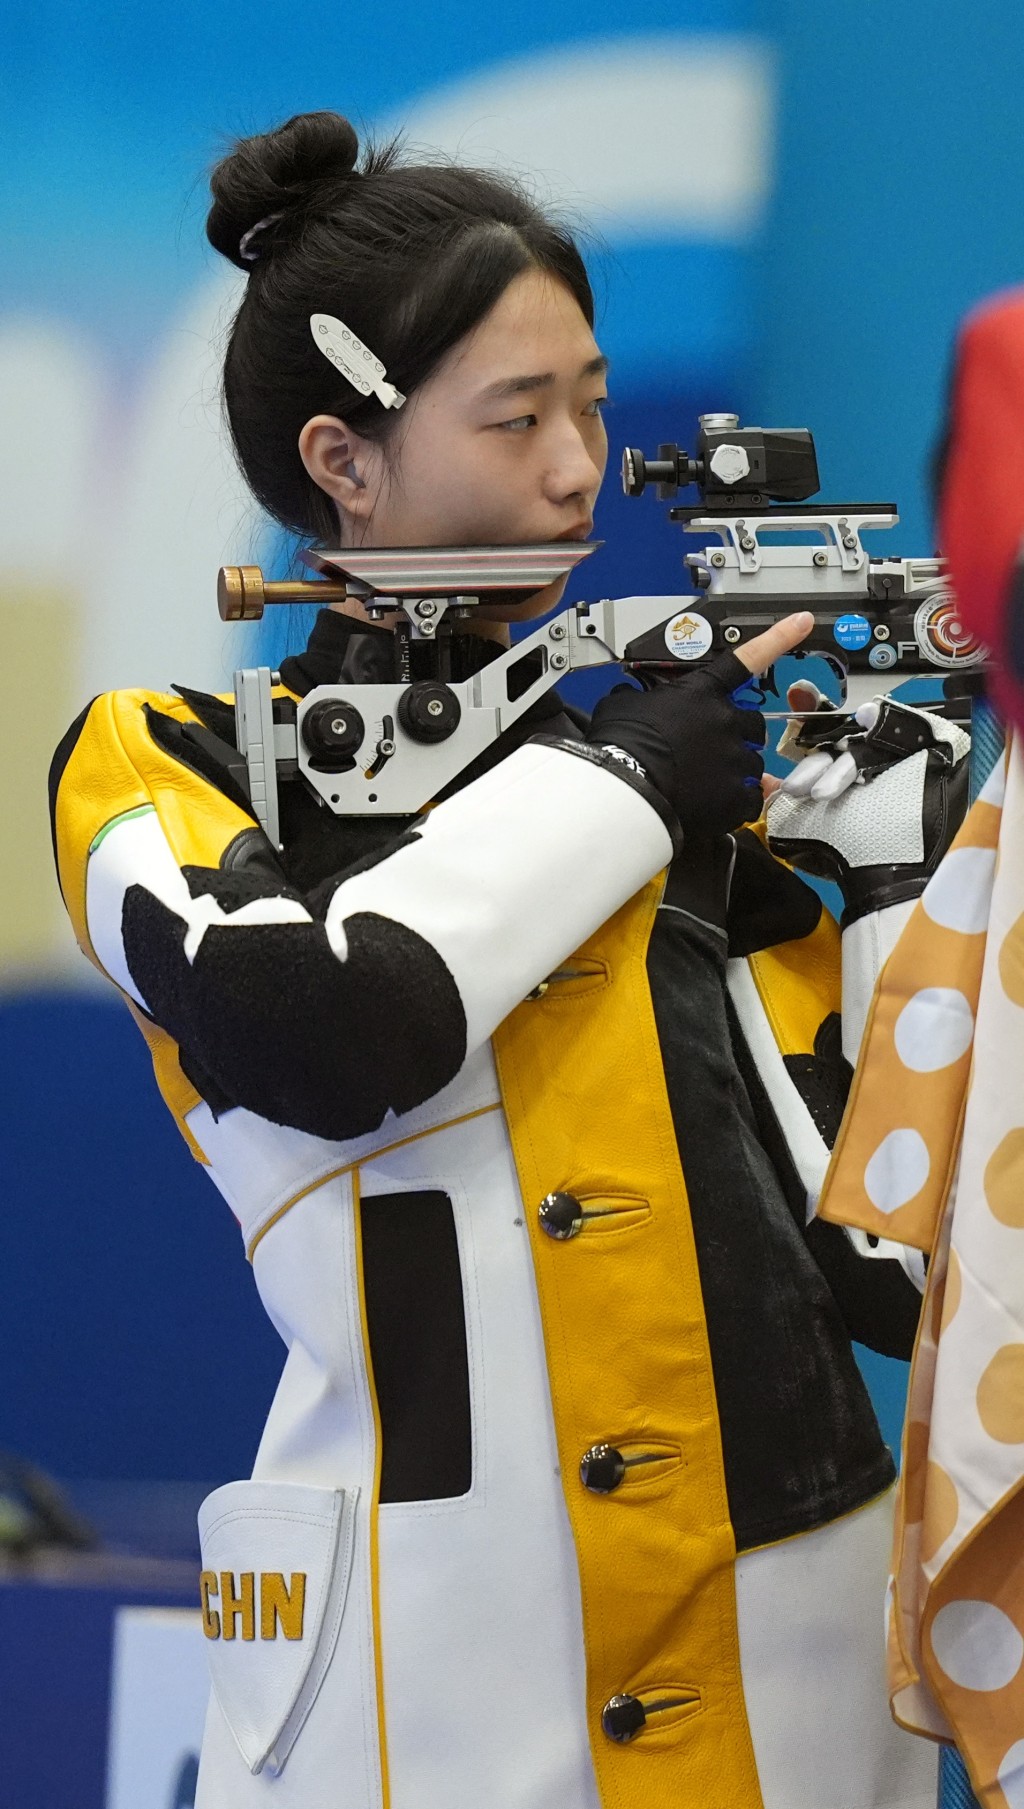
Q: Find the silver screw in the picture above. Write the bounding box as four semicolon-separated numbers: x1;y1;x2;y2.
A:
419;620;435;636
378;738;396;757
417;600;436;617
740;536;756;552
724;626;742;644
710;550;727;568
427;698;445;717
843;535;857;550
550;652;568;670
331;716;349;735
812;550;829;568
874;623;891;641
549;621;566;640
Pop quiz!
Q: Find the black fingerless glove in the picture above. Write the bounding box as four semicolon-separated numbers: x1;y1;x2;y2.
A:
586;652;767;840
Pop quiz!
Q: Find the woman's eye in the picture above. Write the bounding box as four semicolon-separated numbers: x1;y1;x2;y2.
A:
496;414;537;432
584;396;610;417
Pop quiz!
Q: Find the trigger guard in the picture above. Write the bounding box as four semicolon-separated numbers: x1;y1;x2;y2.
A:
821;653;848;696
788;647;847;698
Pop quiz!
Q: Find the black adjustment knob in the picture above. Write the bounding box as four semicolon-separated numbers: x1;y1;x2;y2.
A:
580;1444;627;1493
397;681;462;744
601;1695;646;1743
302;698;365;762
538;1192;584;1240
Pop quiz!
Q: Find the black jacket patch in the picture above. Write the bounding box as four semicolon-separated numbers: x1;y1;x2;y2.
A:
122;887;467;1140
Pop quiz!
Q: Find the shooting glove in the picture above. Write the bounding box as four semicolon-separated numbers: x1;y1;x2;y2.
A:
766;691;970;922
586;651;766;841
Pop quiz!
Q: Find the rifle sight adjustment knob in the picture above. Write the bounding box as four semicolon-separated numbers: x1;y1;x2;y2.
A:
302;698;365;760
621;446;647;496
621;443;699;500
397;681;462;744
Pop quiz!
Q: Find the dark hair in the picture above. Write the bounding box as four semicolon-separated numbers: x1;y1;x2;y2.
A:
207;111;595;541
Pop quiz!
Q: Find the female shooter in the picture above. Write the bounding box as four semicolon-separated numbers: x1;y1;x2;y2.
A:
50;111;956;1809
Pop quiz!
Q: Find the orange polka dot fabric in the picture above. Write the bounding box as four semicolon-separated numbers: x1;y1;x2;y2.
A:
823;759;1004;1253
822;741;1024;1806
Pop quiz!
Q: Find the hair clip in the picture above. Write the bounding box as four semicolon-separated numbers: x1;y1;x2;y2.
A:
310;313;406;410
239;213;283;262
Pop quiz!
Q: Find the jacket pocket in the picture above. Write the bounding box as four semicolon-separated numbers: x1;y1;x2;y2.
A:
197;1479;359;1777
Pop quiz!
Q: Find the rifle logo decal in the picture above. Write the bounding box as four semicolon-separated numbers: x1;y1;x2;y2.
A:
664;612;713;661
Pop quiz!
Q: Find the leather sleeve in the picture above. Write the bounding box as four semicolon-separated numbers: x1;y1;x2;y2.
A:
51;690;675;1141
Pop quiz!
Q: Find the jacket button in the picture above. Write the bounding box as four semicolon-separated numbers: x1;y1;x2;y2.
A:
538;1192;584;1239
580;1444;626;1493
602;1694;646;1743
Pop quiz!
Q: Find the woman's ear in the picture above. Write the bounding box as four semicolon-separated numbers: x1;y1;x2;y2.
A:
298;415;380;524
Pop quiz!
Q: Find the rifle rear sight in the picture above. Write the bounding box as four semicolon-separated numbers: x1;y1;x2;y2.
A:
622;412;821;510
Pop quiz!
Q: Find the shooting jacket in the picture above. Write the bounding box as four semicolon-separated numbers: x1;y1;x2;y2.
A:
49;609;933;1809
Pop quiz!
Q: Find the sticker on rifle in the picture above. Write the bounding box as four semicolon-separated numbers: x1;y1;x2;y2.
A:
664;611;713;661
833;613;871;651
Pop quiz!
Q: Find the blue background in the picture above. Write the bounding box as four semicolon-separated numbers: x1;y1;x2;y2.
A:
4;0;1024;1525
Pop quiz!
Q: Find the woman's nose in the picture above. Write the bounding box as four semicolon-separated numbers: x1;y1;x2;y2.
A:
545;427;605;506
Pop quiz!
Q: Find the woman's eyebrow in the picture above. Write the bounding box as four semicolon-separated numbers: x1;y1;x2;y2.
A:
477;354;610;403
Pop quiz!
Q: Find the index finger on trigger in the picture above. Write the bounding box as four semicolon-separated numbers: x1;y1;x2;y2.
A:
734;611;815;677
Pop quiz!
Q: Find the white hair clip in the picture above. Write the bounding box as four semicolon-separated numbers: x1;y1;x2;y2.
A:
310;313;406;410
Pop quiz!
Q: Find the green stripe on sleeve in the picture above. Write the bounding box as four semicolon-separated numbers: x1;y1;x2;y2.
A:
89;803;156;854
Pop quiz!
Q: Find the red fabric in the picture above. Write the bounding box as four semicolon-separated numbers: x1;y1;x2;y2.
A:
939;287;1024;730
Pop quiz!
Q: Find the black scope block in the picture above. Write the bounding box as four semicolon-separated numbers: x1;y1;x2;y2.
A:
699;425;820;504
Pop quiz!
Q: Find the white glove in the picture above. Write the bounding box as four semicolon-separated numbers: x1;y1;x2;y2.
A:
776;686;970;801
766;689;971;923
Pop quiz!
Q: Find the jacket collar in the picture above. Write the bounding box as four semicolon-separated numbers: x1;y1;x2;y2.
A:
279;607;504;695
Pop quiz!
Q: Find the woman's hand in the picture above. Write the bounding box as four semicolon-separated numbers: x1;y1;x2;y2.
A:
775;684;970;800
586;611;814;840
766;687;971;920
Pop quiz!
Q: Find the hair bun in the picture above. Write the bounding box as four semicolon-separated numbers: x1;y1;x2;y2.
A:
207;111;360;269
